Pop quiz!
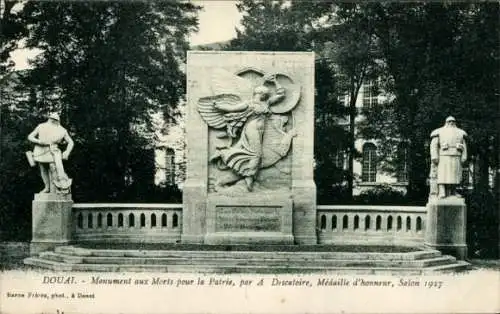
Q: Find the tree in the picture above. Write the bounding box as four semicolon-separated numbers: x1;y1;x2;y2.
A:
229;0;311;51
356;2;499;256
0;0;26;78
18;1;200;201
319;3;381;198
228;0;350;202
0;1;33;240
357;3;499;202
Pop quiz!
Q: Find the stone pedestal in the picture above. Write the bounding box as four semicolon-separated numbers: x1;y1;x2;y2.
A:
425;196;467;259
183;51;317;245
30;193;73;255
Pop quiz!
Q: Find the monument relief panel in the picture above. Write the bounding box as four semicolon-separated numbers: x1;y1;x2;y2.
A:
183;52;317;245
197;68;300;194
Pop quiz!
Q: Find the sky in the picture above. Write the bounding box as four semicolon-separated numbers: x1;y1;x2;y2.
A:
12;1;242;70
190;1;241;46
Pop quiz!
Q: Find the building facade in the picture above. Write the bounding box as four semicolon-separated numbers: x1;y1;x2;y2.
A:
336;80;410;196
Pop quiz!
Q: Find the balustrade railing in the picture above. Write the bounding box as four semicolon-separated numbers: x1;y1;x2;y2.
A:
71;203;426;246
72;204;182;244
316;205;427;247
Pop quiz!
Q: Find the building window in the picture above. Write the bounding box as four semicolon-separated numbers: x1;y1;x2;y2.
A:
362;81;378;109
362;143;377;182
397;143;409;182
165;148;175;186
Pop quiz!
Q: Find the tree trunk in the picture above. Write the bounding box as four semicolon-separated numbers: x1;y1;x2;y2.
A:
347;82;360;200
476;149;490;191
347;97;356;199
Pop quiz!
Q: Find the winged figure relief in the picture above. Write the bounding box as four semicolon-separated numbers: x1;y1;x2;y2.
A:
197;68;300;192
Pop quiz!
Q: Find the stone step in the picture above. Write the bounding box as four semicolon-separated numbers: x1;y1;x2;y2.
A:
39;252;83;264
54;246;442;261
23;257;73;271
27;246;468;274
24;258;440;275
74;243;422;253
26;252;469;274
41;252;455;268
424;261;471;274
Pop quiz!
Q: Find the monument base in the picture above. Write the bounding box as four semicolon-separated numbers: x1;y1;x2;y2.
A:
181;179;207;244
204;233;294;245
292;180;317;245
30;240;70;256
424;243;468;260
31;193;73;255
204;193;294;245
425;196;467;260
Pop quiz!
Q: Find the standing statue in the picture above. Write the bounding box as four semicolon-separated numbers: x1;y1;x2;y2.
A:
429;116;467;198
27;113;74;194
197;69;300;192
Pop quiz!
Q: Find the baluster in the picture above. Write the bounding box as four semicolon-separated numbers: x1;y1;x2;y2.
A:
167;212;173;229
376;215;382;231
161;213;167;228
97;213;103;228
77;212;83;230
387;215;393;232
326;213;332;230
173;213;179;228
332;214;337;231
353;215;359;231
116;212;120;228
414;215;422;234
320;214;326;230
151;213;157;228
128;212;135;228
364;215;371;231
397;216;402;231
106;212;113;229
81;211;88;230
87;212;93;229
342;214;349;231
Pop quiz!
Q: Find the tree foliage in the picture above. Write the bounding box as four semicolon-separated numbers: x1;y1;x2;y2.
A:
227;0;350;202
354;2;499;256
0;1;199;239
357;3;499;202
18;1;199;201
0;0;26;78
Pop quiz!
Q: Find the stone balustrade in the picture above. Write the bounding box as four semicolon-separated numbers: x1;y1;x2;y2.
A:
316;205;426;247
71;203;426;246
72;203;182;244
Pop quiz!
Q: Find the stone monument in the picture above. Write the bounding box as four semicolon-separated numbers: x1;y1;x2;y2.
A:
183;51;316;245
27;112;74;254
425;116;468;259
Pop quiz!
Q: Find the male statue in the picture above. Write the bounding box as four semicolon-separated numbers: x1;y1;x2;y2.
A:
27;113;74;194
430;116;467;198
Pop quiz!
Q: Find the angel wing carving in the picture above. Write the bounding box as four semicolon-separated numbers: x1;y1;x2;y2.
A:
197;68;256;136
197;68;299;192
198;94;241;129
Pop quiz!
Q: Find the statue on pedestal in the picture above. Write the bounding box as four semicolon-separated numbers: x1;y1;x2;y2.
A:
429;116;468;198
27;113;74;194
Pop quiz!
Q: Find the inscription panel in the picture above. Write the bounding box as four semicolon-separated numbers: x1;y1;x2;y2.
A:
215;206;281;232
